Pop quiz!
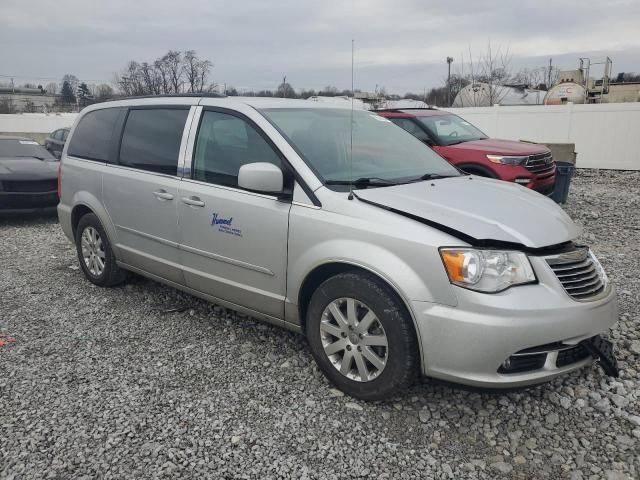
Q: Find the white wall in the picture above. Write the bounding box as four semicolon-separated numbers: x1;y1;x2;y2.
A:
1;105;639;170
443;103;640;170
0;113;77;134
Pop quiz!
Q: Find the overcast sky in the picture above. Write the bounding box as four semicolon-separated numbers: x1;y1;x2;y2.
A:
2;0;640;94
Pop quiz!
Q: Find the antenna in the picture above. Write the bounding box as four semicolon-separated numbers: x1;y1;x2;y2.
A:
348;38;355;201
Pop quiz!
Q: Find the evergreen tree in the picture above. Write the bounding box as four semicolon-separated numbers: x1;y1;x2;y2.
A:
60;81;76;104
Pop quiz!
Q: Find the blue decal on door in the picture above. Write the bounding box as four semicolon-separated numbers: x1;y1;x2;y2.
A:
211;212;242;237
211;213;233;226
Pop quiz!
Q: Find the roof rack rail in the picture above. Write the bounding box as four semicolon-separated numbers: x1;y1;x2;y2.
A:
105;92;227;102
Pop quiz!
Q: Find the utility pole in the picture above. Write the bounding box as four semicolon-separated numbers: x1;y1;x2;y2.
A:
282;75;287;98
547;58;553;89
446;57;454;106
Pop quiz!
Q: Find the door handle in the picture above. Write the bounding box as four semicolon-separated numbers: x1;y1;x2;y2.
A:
153;190;174;201
181;196;205;207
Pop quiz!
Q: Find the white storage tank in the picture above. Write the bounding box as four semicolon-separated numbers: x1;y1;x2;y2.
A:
452;82;545;107
543;83;586;105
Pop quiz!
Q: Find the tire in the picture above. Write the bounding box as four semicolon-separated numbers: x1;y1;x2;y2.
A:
75;213;126;287
306;271;420;401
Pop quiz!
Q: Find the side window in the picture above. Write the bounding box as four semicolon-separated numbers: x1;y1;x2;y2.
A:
52;130;61;140
67;108;122;161
119;108;189;176
390;118;432;143
62;129;69;141
192;110;281;188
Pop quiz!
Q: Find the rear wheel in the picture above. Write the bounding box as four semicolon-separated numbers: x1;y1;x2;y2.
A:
306;271;419;400
75;213;126;287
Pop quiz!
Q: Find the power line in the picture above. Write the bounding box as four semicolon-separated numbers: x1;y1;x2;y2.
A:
0;73;112;83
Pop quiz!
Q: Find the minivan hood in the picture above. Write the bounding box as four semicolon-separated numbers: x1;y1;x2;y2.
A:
447;139;549;155
355;176;581;248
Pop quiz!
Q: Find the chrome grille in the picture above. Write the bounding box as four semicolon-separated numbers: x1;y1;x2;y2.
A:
545;247;607;301
526;152;555;176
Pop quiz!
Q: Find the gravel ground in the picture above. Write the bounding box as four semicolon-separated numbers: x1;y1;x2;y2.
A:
1;170;639;480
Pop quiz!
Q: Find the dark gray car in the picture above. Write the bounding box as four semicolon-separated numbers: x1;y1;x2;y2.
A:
0;136;59;213
44;128;70;159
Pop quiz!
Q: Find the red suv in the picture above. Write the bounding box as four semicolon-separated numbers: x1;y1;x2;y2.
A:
376;108;556;195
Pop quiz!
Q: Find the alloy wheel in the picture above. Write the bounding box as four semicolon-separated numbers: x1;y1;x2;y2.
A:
80;226;105;277
319;297;388;382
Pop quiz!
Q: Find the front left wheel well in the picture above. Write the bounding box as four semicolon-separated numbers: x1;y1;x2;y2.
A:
297;263;418;343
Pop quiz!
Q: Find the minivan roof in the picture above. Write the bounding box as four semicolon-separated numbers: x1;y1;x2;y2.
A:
88;96;353;111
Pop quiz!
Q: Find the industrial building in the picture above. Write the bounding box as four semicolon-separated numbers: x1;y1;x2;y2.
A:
0;87;58;113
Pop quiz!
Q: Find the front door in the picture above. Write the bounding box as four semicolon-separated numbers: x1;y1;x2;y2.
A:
178;109;290;318
103;107;190;284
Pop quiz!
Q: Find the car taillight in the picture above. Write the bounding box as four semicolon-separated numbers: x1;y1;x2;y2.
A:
57;161;62;199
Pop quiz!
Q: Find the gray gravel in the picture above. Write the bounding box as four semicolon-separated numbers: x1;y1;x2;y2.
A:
1;169;639;479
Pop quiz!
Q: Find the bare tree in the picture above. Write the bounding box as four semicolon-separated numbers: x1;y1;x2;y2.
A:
95;84;114;100
454;42;512;106
138;62;157;95
183;50;213;92
511;65;560;89
62;74;80;93
116;61;146;96
478;42;511;105
162;50;183;93
115;50;215;96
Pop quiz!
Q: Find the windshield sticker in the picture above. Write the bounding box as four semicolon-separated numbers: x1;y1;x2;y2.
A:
211;212;242;237
371;115;391;122
19;140;39;145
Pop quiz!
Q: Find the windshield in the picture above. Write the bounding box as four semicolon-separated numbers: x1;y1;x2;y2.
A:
415;114;487;146
0;139;55;160
260;108;460;188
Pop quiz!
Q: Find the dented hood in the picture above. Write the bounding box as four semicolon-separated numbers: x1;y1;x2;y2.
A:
355;176;581;248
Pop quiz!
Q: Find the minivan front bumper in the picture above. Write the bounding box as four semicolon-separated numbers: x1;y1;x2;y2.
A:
411;268;618;388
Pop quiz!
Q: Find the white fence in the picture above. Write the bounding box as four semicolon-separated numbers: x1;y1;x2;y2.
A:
444;103;640;171
0;113;77;133
1;104;639;170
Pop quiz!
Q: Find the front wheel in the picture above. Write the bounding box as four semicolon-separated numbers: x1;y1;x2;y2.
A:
306;271;420;401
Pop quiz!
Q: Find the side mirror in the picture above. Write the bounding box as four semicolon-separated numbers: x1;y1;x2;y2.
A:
238;162;284;194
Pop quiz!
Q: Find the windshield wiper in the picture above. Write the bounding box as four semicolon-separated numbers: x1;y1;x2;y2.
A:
15;155;47;160
408;173;458;183
325;177;400;187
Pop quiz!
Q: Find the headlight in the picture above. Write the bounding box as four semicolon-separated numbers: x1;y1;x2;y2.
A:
440;248;536;293
486;154;528;165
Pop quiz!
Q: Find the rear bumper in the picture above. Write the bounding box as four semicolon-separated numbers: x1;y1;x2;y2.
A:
0;191;59;212
412;260;618;387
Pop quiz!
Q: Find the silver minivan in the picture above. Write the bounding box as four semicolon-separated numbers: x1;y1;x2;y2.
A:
58;96;619;400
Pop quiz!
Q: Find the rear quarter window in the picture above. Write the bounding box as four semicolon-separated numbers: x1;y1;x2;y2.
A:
118;108;189;176
67;107;123;162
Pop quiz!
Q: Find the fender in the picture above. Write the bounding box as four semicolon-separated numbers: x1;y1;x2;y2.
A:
286;237;458;314
71;190;120;255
